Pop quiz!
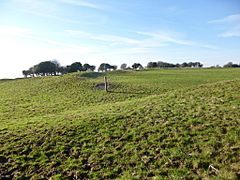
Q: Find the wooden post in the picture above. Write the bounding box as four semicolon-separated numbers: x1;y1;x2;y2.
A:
104;76;108;92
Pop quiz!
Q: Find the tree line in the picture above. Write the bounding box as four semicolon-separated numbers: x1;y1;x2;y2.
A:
22;60;96;77
22;60;145;77
22;60;239;78
210;62;240;68
223;62;240;68
147;61;203;68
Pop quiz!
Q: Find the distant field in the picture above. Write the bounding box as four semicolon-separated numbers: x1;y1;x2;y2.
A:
0;68;240;179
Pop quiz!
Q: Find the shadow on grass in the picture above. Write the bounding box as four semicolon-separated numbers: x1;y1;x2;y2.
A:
80;72;104;78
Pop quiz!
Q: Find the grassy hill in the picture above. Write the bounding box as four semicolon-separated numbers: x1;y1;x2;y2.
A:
0;68;240;179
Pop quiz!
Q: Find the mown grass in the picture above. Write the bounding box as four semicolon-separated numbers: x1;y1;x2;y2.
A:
0;68;240;179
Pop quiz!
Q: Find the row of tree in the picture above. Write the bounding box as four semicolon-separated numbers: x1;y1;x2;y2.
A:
210;62;240;68
120;63;143;70
22;60;203;77
22;60;96;77
96;62;143;71
23;60;239;78
147;61;203;68
223;62;240;68
22;60;146;77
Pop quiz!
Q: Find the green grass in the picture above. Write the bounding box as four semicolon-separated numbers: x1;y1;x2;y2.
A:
0;68;240;179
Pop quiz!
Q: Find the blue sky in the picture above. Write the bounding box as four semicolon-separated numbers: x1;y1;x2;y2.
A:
0;0;240;78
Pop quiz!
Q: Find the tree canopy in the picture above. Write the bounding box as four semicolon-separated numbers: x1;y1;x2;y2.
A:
98;63;117;72
223;62;240;68
68;62;82;73
22;60;95;77
132;63;143;70
34;61;57;76
120;63;127;70
147;61;203;68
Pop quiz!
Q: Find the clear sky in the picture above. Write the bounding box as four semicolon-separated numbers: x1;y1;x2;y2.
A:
0;0;240;78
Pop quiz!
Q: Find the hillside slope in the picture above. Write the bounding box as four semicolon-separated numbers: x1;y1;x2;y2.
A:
1;68;240;127
0;69;240;179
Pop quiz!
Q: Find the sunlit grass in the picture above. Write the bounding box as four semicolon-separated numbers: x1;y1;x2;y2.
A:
0;68;240;178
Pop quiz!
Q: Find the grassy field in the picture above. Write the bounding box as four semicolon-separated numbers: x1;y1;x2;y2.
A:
0;68;240;179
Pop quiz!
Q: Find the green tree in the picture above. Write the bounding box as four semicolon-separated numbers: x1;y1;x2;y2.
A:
120;63;127;70
35;61;57;76
22;70;31;78
98;63;111;72
69;62;82;73
83;63;91;71
89;65;96;71
181;62;188;68
110;65;117;71
58;66;68;75
223;62;239;68
147;62;158;68
132;63;143;70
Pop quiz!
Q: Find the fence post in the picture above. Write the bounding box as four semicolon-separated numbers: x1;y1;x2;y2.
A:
104;76;108;92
